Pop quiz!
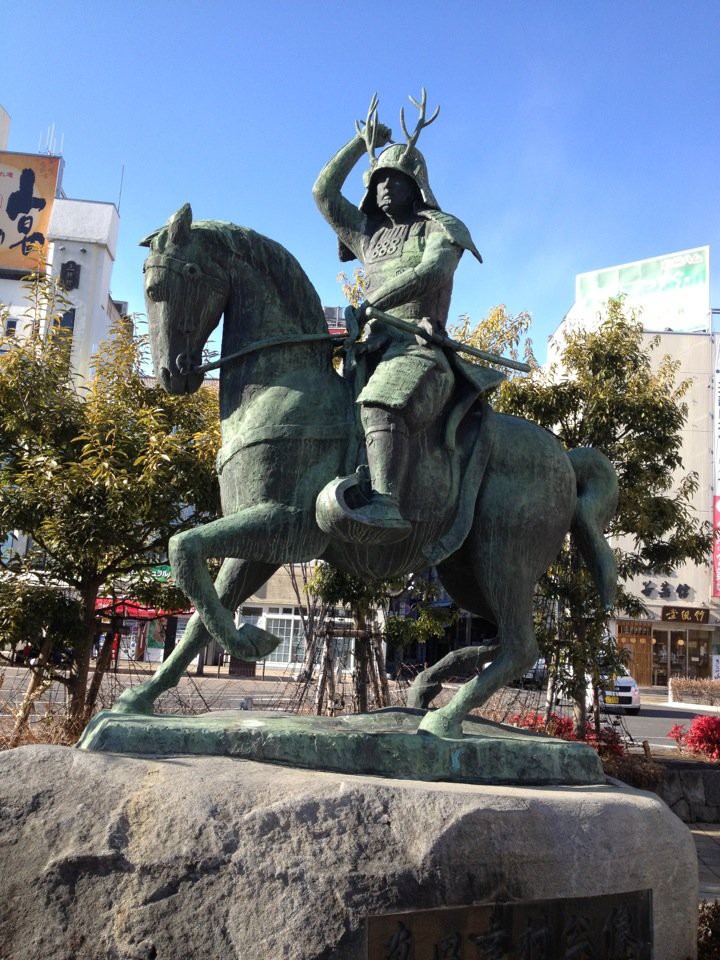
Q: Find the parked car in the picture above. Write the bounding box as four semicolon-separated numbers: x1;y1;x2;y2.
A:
512;658;548;690
593;667;641;716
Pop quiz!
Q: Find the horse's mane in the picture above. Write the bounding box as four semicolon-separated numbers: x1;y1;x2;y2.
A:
199;220;326;330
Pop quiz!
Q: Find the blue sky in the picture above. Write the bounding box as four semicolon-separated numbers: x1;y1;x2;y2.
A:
2;0;719;361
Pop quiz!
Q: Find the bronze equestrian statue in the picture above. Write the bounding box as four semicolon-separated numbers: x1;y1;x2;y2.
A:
113;92;618;740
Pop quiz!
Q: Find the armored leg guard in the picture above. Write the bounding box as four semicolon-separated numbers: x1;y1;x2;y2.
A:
349;408;412;543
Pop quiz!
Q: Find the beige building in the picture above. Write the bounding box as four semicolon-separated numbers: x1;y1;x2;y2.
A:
548;247;719;687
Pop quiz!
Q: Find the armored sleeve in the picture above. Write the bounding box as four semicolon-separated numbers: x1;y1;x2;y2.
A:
312;136;369;262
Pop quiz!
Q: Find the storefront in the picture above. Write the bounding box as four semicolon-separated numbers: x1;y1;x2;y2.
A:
618;606;719;687
94;599;194;664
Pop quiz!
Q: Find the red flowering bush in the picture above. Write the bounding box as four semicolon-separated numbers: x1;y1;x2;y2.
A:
668;716;720;761
668;723;687;749
584;726;625;757
507;711;624;757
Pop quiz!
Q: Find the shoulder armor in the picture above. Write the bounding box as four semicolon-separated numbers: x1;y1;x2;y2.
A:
424;210;483;264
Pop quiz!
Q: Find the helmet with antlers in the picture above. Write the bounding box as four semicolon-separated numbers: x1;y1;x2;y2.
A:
357;89;440;216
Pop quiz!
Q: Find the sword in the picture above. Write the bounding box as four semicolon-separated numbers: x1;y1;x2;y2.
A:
363;306;532;373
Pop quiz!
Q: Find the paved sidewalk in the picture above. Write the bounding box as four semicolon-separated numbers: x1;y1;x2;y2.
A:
640;686;720;713
691;824;720;901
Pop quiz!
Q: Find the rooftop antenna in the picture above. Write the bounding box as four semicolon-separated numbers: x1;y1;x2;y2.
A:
117;164;125;213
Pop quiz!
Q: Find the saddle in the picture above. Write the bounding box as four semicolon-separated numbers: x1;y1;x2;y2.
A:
315;360;500;564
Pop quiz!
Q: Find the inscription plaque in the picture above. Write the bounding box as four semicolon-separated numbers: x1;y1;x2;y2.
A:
59;260;81;290
367;890;652;959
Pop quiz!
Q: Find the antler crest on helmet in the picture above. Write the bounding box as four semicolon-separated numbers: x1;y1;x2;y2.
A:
355;92;381;167
400;88;440;161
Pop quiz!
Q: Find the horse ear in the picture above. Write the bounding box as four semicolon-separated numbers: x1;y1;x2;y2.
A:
139;229;160;248
168;203;193;245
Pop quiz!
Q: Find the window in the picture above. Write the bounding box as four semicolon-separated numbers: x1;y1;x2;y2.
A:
5;318;17;337
264;615;305;665
59;309;75;333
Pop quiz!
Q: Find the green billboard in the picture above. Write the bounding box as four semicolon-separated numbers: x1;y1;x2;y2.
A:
575;246;710;332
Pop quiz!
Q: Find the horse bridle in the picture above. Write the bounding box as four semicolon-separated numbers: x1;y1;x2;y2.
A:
144;252;348;377
143;253;228;292
145;253;231;376
192;331;348;375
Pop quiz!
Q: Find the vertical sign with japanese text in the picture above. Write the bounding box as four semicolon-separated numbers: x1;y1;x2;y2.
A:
0;151;60;272
714;335;720;597
714;498;720;598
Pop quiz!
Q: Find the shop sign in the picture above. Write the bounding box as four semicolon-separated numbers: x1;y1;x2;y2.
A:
59;259;81;290
574;246;710;333
151;564;173;582
0;151;60;271
661;606;709;624
616;620;652;637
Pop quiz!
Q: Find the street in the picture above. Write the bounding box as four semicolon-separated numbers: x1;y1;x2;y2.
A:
609;698;719;753
1;663;716;757
0;662;304;718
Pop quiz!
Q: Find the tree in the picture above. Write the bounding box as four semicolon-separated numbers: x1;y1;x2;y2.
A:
284;562;332;680
337;268;367;309
305;562;456;714
0;271;221;736
307;563;395;712
450;304;537;373
496;298;712;735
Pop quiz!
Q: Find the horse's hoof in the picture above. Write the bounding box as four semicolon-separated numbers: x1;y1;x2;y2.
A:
226;622;280;662
112;687;155;716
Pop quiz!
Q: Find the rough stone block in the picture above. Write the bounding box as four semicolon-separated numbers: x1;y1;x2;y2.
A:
693;804;718;824
680;769;707;807
0;746;698;960
660;769;684;807
671;797;692;821
703;771;720;806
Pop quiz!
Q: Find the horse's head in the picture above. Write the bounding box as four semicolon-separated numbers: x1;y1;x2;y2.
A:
141;203;230;394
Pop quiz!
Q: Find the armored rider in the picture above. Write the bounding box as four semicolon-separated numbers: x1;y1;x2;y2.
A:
313;91;495;544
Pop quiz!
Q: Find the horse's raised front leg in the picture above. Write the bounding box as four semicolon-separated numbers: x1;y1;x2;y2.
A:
169;502;328;660
113;557;278;715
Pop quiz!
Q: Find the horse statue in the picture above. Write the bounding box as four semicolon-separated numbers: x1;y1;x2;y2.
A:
113;203;618;739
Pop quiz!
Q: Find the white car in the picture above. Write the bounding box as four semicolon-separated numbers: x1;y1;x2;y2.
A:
594;667;641;716
508;658;547;689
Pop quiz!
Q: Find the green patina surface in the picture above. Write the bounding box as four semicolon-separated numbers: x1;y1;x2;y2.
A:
78;707;605;786
116;89;620;765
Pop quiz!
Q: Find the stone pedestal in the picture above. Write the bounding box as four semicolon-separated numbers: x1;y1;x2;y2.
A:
0;745;697;960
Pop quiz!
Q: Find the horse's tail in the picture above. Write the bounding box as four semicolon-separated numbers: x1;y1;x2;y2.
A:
568;447;619;609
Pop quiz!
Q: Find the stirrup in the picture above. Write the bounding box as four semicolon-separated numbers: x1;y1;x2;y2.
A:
350;493;411;534
316;474;411;545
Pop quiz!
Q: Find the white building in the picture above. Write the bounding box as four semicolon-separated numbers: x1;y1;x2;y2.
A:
0;105;123;383
0;106;125;562
548;246;719;687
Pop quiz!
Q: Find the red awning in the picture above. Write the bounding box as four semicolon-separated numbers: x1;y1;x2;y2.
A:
95;599;193;620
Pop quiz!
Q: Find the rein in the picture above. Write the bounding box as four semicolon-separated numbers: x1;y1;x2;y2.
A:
193;331;347;375
147;251;346;376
